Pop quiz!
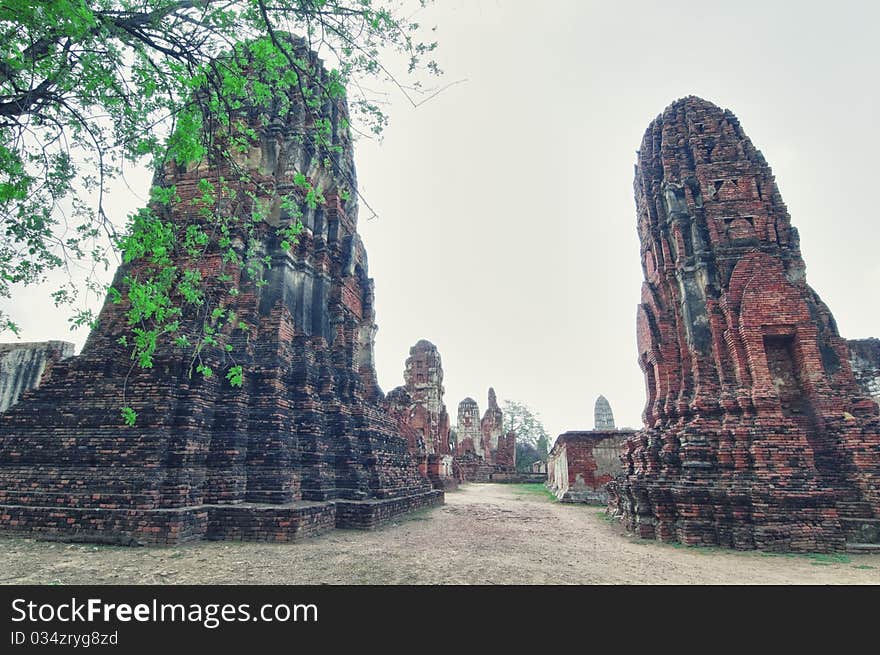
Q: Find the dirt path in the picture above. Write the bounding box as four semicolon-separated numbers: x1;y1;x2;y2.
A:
2;484;878;584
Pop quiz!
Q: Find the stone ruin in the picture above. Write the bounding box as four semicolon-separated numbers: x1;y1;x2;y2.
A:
454;397;481;456
0;341;74;412
0;38;442;545
480;388;504;457
386;339;456;490
848;339;880;405
548;396;632;503
454;389;516;482
608;96;880;552
548;429;635;503
594;395;615;430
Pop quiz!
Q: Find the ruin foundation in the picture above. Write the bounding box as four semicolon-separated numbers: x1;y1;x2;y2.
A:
608;96;880;552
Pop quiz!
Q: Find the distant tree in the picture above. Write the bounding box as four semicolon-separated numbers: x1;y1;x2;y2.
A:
502;399;550;472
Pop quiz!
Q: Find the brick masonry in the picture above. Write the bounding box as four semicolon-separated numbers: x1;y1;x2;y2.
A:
0;37;441;546
548;430;635;503
453;389;516;482
608;96;880;552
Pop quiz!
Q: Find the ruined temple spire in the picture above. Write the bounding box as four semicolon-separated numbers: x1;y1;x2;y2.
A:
609;96;880;552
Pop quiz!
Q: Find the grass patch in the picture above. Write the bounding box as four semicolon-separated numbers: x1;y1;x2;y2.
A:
596;511;616;523
510;483;556;502
807;553;851;565
852;565;874;570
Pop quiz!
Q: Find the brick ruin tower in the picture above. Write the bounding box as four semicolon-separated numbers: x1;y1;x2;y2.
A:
386;340;451;455
610;96;880;552
386;340;455;489
594;395;615;430
480;387;504;463
0;37;441;545
455;397;482;456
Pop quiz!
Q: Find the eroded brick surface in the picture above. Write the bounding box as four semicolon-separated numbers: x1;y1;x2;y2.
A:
608;96;880;552
0;38;440;545
549;430;634;503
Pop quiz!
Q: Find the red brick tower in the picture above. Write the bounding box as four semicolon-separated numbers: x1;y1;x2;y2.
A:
0;37;440;545
611;96;880;552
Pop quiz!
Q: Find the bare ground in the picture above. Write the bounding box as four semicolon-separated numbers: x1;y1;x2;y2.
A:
2;483;878;585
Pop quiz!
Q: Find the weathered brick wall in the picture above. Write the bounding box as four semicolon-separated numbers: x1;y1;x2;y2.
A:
849;339;880;405
548;431;633;503
609;96;880;552
0;341;74;412
334;490;444;529
0;37;441;546
453;452;495;483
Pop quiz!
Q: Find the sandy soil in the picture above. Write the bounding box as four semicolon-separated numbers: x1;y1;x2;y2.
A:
2;483;878;585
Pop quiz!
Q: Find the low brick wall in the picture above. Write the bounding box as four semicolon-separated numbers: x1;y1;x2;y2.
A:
548;430;635;504
0;504;207;546
489;473;547;484
335;490;444;529
0;491;445;545
206;501;337;542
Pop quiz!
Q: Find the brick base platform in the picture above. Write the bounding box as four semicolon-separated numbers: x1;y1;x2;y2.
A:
0;490;444;546
334;490;444;530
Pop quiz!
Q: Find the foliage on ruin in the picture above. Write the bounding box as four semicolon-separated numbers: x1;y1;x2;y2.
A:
0;1;440;421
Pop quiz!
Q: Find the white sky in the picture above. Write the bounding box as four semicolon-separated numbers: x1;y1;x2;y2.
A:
3;1;879;440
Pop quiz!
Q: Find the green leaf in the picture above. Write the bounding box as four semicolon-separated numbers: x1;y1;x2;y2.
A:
121;407;137;427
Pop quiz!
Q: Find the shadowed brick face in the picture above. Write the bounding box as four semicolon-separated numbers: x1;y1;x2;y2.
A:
608;96;880;552
0;38;441;545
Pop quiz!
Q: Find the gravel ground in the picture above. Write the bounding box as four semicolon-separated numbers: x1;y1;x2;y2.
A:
2;483;878;584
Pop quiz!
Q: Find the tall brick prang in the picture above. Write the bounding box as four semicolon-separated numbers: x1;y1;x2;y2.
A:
386;340;455;490
455;397;481;456
0;37;441;545
609;96;880;552
480;387;504;462
386;340;451;456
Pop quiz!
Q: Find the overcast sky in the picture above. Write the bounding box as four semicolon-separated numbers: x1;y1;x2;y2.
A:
3;1;878;441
